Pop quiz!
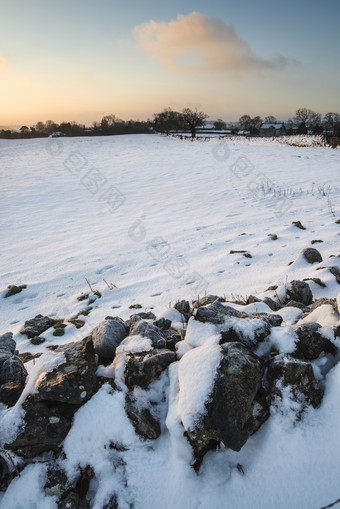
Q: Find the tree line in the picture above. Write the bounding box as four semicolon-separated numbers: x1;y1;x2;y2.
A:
0;107;339;139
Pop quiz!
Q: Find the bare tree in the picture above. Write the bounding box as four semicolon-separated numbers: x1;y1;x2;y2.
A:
239;115;252;131
264;116;277;124
294;108;321;128
181;108;208;138
214;119;227;130
153;108;183;135
324;112;340;128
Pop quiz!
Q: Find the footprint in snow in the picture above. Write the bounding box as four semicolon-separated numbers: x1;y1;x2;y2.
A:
96;265;114;274
13;293;38;304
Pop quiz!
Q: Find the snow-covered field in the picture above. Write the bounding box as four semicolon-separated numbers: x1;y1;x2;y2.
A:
0;134;340;509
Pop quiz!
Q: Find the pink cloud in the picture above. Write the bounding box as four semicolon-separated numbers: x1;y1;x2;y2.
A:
134;12;291;73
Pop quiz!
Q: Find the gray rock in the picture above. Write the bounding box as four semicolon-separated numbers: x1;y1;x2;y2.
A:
129;312;156;326
0;380;26;407
20;315;55;338
195;301;245;324
262;297;283;311
186;342;265;457
293;323;337;360
0;356;28;385
0;332;16;354
286;280;313;306
130;320;166;349
0;455;10;491
310;298;337;312
0;333;27;405
285;300;310;312
267;356;322;409
124;349;176;390
302;248;323;264
44;465;73;499
193;295;225;308
153;318;172;330
31;336;46;345
221;318;271;348
125;395;161;440
162;329;181;351
174;300;191;320
35;336;98;405
329;266;340;284
92;318;128;359
4;285;26;298
248;313;283;327
6;395;75;458
246;295;261;304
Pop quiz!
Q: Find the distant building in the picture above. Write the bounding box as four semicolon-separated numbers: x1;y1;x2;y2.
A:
260;123;286;136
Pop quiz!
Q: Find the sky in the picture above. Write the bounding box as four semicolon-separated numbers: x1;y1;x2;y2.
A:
0;0;339;127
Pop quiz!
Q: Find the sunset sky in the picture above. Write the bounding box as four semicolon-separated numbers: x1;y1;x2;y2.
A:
0;0;339;127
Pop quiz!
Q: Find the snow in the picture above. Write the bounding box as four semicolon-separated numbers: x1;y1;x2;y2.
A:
269;326;298;354
298;304;340;327
178;339;222;430
275;305;303;325
184;317;219;348
1;134;340;508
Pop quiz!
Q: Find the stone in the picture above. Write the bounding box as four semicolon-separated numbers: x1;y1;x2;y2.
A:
185;342;265;457
285;300;310;312
0;455;10;491
53;325;66;337
286;280;313;306
91;318;128;359
0;356;27;385
174;300;191;320
44;465;73;499
293;323;337;360
310;298;337;312
246;295;261;304
195;301;245;324
31;336;46;345
125;395;161;440
0;380;25;407
124;349;176;390
58;492;88;509
35;336;98;405
267;356;322;409
303;277;326;288
153;318;172;330
193;295;225;308
302;248;323;264
292;221;306;230
4;285;26;298
130;320;166;349
20;314;55;338
329;266;340;284
248;313;283;327
0;332;16;355
221;318;271;348
0;333;27;405
6;395;75;458
262;297;283;311
128;312;156;326
161;329;181;351
18;352;42;364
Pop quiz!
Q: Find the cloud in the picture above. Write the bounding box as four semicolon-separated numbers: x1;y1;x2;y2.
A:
0;57;7;69
134;12;291;73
